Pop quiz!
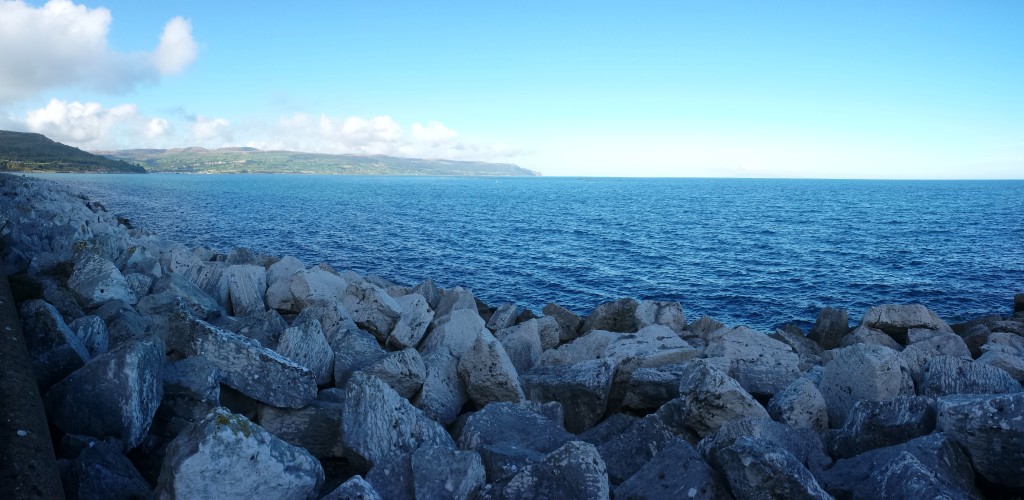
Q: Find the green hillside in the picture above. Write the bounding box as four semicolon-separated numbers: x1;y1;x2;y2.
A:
98;147;540;176
0;130;146;173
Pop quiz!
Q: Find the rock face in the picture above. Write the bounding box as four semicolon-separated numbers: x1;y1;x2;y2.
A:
715;437;831;500
410;446;486;500
19;299;90;388
582;298;639;333
767;378;829;432
275;317;334;386
807;306;848;350
704;326;800;397
937;393;1024;489
614;439;727;500
458;333;525;406
68;252;138;308
44;335;163;450
499;441;610;500
827;396;937;459
542;302;583;342
919;355;1022;397
343;281;401;341
521;358;617;433
861;303;951;344
657;361;768;439
634;300;686;335
156;408;324;499
257;398;345;458
818;343;913;426
387;293;433;349
220;264;267;317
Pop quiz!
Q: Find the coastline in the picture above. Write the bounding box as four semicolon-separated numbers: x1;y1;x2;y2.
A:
1;171;1022;497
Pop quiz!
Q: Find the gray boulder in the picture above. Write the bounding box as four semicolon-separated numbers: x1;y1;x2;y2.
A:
68;252;137;308
770;327;824;372
156;407;324;499
900;333;971;384
534;316;562;351
163;356;220;404
457;402;573;454
621;362;691;412
321;476;382;500
767;377;829;432
360;347;426;400
521;358;617;433
19;299;90;388
270;265;350;313
330;324;386;388
387;293;433;349
615;439;728;500
937;392;1024;489
697;418;832;475
411;446;486;500
919;355;1021;396
116;244;162;278
861;303;951;344
827;396;936;459
293;300;351;340
343;281;402;341
214;308;287;348
542;302;583;343
499;441;610;500
341;373;455;468
585;414;678;485
839;324;904;351
412;278;441;309
537;329;617;366
414;346;467;425
657;360;768;440
807;306;848;350
168;305;317;408
44;335;163;450
977;350;1024;381
458;333;525;406
715;437;831;500
219;264;267;317
139;272;222;321
704;326;800;397
433;286;477;319
496;321;543;374
275;317;334;386
687;316;725;342
365;453;413;499
69;315;109;357
263;256;304;310
257;398;344;458
486;302;520;332
854;452;969;500
582;297;639;333
634;300;686;335
819;343;913;426
420;308;488;357
60;438;152;500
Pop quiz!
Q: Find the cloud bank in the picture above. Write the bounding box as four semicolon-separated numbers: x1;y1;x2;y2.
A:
0;0;197;104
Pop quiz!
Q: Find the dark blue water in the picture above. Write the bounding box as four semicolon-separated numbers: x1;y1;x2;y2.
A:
44;174;1024;330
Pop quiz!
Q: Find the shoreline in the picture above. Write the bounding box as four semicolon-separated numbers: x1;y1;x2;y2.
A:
1;171;1023;498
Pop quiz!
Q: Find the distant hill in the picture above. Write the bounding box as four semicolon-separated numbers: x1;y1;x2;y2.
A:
0;130;146;173
96;147;540;176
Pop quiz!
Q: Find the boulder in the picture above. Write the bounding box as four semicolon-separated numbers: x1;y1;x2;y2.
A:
715;437;831;500
486;302;520;332
458;333;525;406
769;327;824;372
621;362;690;412
860;303;951;344
270;265;350;313
19;299;90;388
387;293;433;349
807;306;848;350
900;333;972;384
919;355;1021;397
68;252;137;308
521;358;617;433
44;335;163;451
704;326;800;397
139;273;222;321
960;323;992;358
457;402;573;456
854;452;969;500
124;272;154;300
542;302;583;343
534;316;562;351
586;414;678;485
60;438;152;500
264;256;304;307
69;315;109;357
214;308;288;348
321;476;382;500
168;305;317;408
582;297;639;333
155;408;324;499
603;325;699;410
116;244;162;278
340;373;455;468
343;281;401;341
293;300;352;340
414;346;467;425
697;418;831;475
827;396;936;459
538;329;617;366
219;264;267;317
818;343;913;426
364;453;413;500
163;356;220;404
412;279;441;310
838;325;903;351
936;392;1024;489
420;308;488;357
411;446;486;500
687;316;725;342
766;377;829;432
615;439;728;500
499;441;610;500
330;324;386;388
496;321;543;374
275;317;334;386
257;398;344;458
982;331;1024;354
433;286;477;319
977;350;1024;381
360;347;426;400
656;360;768;440
634;300;686;335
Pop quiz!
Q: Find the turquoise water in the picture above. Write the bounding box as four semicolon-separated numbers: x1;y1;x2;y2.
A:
45;174;1024;330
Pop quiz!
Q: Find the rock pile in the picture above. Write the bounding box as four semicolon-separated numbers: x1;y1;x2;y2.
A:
2;172;1023;499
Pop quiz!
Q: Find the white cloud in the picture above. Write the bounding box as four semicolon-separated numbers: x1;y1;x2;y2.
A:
412;121;459;143
144;117;170;139
192;116;232;143
25;98;138;144
0;0;198;104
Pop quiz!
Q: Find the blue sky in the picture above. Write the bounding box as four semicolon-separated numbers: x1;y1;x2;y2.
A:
1;1;1022;178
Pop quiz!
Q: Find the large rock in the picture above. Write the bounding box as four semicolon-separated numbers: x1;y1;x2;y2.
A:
860;303;951;344
330;324;386;387
899;333;971;384
582;297;639;333
827;396;936;459
715;437;831;500
340;373;455;468
697;418;831;475
854;451;969;499
767;377;829;432
116;244;162;278
807;306;848;350
257;398;344;458
496;321;543;374
412;279;441;309
919;355;1021;396
819;343;913;426
521;358;617;433
458;333;524;406
268;265;349;313
542;302;583;343
360;347;426;400
498;441;610;500
936;392;1024;489
532;316;562;351
168;305;317;408
704;326;800;397
433;286;477;319
411;446;486;500
219;264;267;317
621;362;691;412
139;273;223;321
68;252;138;308
387;293;433;349
343;281;401;341
275;317;334;386
69;315;109;357
770;327;824;372
163;356;220;403
60;438;153;500
838;325;903;351
486;302;520;332
155;408;323;499
19;299;90;388
634;300;686;335
293;300;351;340
614;439;727;500
214;308;288;348
538;329;617;366
457;402;573;456
977;350;1024;381
321;476;382;500
44;335;163;451
585;414;678;486
420;308;488;357
657;360;768;439
414;346;467;425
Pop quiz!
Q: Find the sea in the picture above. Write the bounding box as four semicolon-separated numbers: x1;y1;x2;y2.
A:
40;174;1024;331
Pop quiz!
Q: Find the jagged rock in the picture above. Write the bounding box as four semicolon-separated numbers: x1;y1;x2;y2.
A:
330;325;386;387
582;297;639;333
861;303;952;344
496;321;543;373
414;346;467;425
819;343;913;426
516;308;535;324
827;396;936;459
816;433;978;499
139;272;223;321
387;293;433;349
361;347;426;400
420;308;488;357
486;302;520;332
40;278;86;322
215;308;288;348
344;281;401;341
704;326;800;397
364;453;414;499
116;244;162;278
275;317;334;386
168;305;317;408
937;392;1024;489
434;286;477;319
19;299;90;387
687;316;725;341
340;373;455;468
621;362;690;411
101;302;152;347
715;437;831;500
807;306;848;350
542;302;583;343
68;252;138;308
45;335;163;450
458;333;524;406
854;452;968;500
919;355;1021;396
578;413;637;444
456;402;573;482
264;256;304;307
522;358;617;433
603;325;699;411
697;418;831;475
656;361;769;440
767;378;829;432
634;300;686;335
322;476;382;500
164;357;220;403
983;331;1024;354
538;329;617;366
534;316;562;351
977;350;1024;381
900;333;971;384
219;264;267;317
156;408;324;499
272;265;350;313
960;323;992;358
124;272;154;299
839;324;903;351
412;279;441;310
615;439;728;500
906;327;944;343
586;414;678;485
411;446;487;500
60;438;153;500
499;441;610;500
257;398;344;458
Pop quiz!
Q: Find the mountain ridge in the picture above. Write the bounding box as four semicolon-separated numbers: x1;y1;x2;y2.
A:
0;130;146;173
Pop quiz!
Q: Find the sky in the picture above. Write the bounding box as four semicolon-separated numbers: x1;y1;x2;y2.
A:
1;1;1022;178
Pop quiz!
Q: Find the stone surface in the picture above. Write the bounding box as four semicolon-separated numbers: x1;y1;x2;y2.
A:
861;303;952;344
818;343;913;426
621;362;690;412
168;305;317;408
499;441;610;500
412;279;441;309
257;399;344;458
330;325;386;388
68;252;137;308
343;281;402;341
420;308;488;357
521;358;617;433
697;417;831;475
321;475;382;500
704;326;800;397
767;377;829;432
770;327;824;372
542;302;583;343
163;356;220;403
538;329;617;366
155;408;324;499
456;402;573;482
919;355;1021;397
486;302;520;332
827;396;936;459
634;300;686;335
533;316;562;351
496;321;543;374
657;360;768;439
19;299;90;388
977;350;1024;381
139;272;223;321
411;446;486;500
364;452;413;500
807;306;848;350
44;335;163;451
899;333;972;384
839;325;904;351
433;286;477;319
387;293;433;349
360;347;426;400
582;297;639;333
414;346;467;425
69;315;109;357
270;265;350;313
588;414;678;486
715;437;831;500
458;333;524;406
936;392;1024;489
275;317;334;386
614;439;727;500
220;264;267;317
60;439;152;500
854;451;970;500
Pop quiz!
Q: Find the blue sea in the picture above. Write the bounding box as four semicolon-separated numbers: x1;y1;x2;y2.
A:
43;174;1024;331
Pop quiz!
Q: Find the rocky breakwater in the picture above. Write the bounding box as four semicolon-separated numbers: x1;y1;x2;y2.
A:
2;171;1024;499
